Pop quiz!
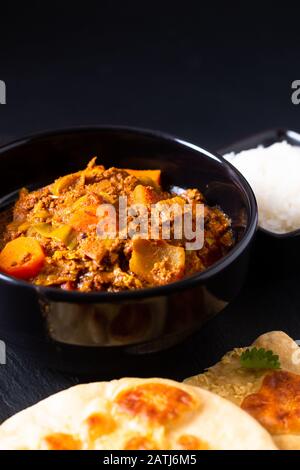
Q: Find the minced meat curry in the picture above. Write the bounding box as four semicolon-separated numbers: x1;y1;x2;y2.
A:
0;158;234;292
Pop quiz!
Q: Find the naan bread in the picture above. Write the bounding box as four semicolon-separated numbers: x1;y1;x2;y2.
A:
0;377;276;450
185;331;300;450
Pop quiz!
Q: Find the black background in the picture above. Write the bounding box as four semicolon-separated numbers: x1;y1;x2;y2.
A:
1;1;300;422
1;2;300;147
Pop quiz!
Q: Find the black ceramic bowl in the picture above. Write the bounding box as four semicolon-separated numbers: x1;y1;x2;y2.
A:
0;127;257;373
220;129;300;280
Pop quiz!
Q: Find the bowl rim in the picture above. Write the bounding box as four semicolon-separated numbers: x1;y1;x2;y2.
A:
0;125;258;302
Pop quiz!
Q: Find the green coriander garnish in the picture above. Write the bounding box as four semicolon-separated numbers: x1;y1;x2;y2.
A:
240;347;281;370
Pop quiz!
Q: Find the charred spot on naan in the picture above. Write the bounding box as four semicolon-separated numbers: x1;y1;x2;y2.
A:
123;435;160;450
83;412;116;441
41;432;82;450
177;434;210;450
115;383;200;425
241;371;300;435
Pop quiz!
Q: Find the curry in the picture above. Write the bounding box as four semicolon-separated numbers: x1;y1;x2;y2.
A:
0;158;234;292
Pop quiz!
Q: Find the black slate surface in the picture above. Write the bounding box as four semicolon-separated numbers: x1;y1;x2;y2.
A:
1;1;300;423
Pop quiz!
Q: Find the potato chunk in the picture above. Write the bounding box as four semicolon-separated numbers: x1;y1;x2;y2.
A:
129;239;185;285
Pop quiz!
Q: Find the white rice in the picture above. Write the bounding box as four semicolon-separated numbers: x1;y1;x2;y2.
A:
224;141;300;234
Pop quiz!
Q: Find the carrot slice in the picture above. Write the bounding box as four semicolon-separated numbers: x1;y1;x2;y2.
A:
0;237;45;279
125;169;161;187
